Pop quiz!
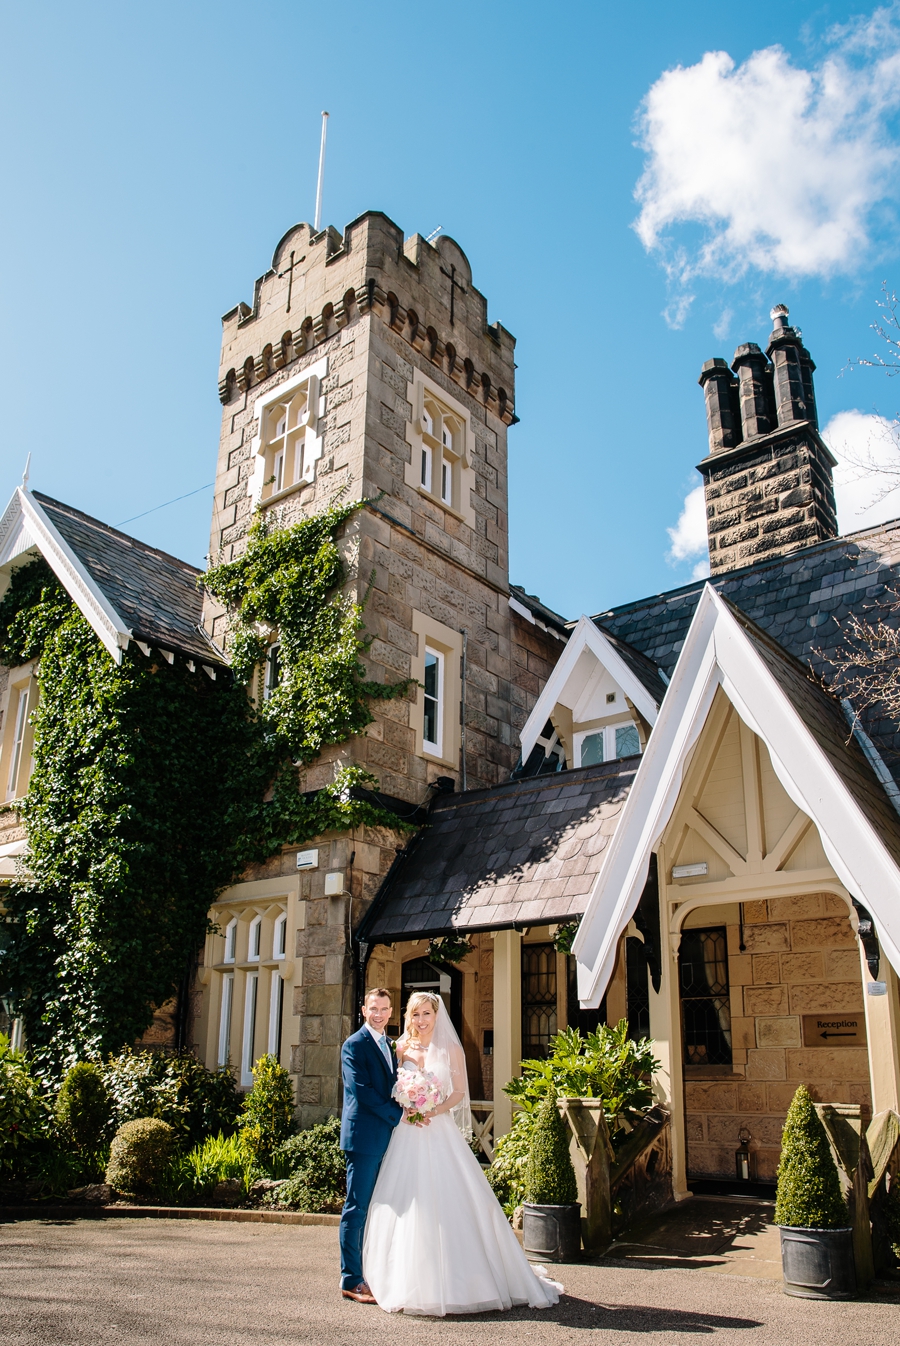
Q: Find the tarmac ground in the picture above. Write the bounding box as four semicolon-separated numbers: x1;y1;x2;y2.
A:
2;1215;899;1346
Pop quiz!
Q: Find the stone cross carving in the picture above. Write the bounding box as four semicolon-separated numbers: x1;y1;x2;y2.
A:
277;250;305;314
440;262;467;326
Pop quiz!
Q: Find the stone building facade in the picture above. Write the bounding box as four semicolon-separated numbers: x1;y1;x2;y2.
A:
191;212;565;1122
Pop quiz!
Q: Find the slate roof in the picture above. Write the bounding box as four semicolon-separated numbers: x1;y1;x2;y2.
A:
365;757;637;942
592;517;900;778
725;597;900;875
33;492;221;664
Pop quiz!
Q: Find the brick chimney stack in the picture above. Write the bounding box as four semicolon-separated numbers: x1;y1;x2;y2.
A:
696;306;838;574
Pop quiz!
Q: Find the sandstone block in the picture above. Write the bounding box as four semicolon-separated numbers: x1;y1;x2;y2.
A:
303;1045;341;1078
744;901;769;923
744;984;788;1015
707;1113;784;1146
685;1114;705;1142
737;1083;768;1112
746;1050;787;1080
766;1082;803;1113
756;1016;801;1048
785;1047;869;1080
752;954;780;984
768;894;823;921
826;949;861;980
303;984;344;1017
685;1083;737;1111
729;954;753;986
296;1076;321;1104
779;952;824;983
742;923;789;953
788;982;863;1013
731;1016;756;1049
790;917;855;951
686;1144;735;1177
300;1016;322;1043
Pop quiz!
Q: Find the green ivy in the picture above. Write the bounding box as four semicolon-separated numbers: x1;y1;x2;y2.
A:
1;501;412;1076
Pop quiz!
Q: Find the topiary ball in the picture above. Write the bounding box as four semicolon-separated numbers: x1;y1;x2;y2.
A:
105;1118;175;1196
523;1095;578;1206
775;1084;848;1230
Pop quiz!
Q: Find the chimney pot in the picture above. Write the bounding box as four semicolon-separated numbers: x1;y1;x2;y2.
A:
731;343;775;439
699;358;740;453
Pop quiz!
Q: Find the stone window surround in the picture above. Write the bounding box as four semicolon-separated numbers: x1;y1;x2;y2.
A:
404;369;477;531
0;661;38;804
247;356;329;506
411;610;462;771
202;876;303;1085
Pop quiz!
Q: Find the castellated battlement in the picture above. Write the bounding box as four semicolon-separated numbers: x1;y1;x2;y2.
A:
217;212;516;426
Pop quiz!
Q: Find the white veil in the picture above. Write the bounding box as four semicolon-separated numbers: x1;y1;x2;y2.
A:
399;998;473;1140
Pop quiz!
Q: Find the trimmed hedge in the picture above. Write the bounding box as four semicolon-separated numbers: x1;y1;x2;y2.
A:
106;1118;176;1196
524;1095;578;1206
775;1085;848;1229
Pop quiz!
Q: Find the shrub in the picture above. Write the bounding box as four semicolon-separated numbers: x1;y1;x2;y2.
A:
101;1050;240;1149
0;1034;50;1173
105;1117;176;1195
166;1131;251;1202
775;1085;848;1230
523;1094;578;1206
271;1116;345;1212
55;1062;111;1154
504;1021;658;1147
486;1110;533;1216
238;1055;296;1165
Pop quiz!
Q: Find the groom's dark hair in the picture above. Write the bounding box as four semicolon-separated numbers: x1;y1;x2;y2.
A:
363;987;391;1004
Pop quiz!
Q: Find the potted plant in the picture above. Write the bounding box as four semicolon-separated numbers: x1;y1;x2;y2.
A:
522;1093;581;1262
775;1084;855;1299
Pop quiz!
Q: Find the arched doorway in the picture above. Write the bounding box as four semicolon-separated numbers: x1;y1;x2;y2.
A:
400;956;462;1034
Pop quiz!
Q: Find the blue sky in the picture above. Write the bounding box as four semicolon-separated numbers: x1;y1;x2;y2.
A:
3;1;900;619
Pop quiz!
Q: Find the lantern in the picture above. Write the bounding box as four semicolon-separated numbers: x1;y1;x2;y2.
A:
735;1127;756;1182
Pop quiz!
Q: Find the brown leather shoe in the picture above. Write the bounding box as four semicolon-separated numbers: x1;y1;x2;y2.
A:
341;1282;377;1304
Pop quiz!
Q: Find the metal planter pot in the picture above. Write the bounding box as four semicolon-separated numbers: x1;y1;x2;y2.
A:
779;1225;856;1299
522;1202;582;1262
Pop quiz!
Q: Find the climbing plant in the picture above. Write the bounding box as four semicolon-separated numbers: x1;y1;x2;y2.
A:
0;503;411;1076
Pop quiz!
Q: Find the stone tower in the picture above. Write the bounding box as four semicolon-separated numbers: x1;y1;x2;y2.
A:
195;213;563;1121
697;305;838;574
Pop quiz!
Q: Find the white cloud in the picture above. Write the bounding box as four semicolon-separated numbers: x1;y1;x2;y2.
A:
667;484;710;578
634;10;900;313
824;408;900;531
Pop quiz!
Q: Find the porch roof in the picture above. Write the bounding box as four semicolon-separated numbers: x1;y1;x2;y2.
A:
364;757;638;944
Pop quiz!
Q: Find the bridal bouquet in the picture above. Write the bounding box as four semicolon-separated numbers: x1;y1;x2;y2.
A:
392;1068;443;1125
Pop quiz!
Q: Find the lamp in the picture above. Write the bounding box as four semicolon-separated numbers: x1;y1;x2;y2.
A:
735;1127;756;1182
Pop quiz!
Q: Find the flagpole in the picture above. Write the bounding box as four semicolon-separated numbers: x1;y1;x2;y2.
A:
314;111;329;232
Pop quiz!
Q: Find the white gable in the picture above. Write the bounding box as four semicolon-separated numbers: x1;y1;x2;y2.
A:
573;585;900;1007
0;488;131;663
520;614;662;763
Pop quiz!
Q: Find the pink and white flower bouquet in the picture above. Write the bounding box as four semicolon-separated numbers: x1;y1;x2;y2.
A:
392;1067;443;1125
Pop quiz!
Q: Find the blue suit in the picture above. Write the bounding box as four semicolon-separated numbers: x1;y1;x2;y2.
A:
339;1025;403;1289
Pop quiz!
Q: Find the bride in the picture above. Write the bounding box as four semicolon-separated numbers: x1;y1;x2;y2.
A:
362;990;562;1316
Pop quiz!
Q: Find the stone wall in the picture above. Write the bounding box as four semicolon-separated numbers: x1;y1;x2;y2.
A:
684;893;868;1182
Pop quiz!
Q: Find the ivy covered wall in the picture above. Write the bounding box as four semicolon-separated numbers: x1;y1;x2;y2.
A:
0;502;411;1076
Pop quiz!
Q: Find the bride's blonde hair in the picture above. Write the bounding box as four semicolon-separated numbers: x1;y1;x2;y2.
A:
404;991;440;1040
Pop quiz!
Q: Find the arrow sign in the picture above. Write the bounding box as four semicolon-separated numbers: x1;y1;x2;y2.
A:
802;1015;866;1048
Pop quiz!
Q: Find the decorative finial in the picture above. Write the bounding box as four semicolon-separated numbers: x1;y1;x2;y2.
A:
21;452;31;489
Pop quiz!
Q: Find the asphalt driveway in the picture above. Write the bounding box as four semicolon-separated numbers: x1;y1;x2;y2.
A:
1;1216;898;1346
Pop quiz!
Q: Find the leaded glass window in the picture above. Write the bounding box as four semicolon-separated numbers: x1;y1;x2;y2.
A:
679;927;732;1066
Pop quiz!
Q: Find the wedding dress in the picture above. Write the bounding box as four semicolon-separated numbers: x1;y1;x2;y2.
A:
362;1004;562;1316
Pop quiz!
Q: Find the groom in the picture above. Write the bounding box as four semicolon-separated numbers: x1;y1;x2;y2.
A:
339;987;404;1303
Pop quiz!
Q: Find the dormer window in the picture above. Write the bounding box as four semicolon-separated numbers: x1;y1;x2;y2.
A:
575;721;641;767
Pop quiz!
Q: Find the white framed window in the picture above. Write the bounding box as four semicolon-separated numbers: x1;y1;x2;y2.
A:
217;973;234;1066
423;647;443;755
267;972;284;1058
249;358;327;503
575;721;641;767
440;459;451;504
241;972;259;1087
420;444;433;492
417;392;461;511
223;918;237;964
273;913;287;960
248;916;262;962
6;687;30;800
